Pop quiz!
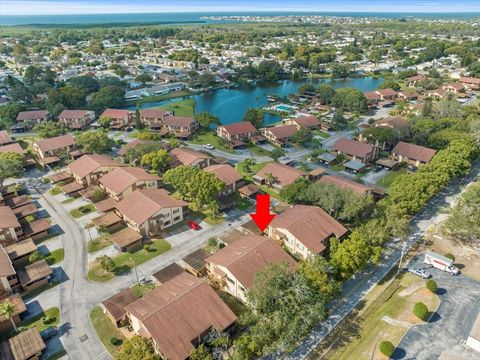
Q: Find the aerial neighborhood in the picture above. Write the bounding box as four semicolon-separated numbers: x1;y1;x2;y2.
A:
0;8;479;360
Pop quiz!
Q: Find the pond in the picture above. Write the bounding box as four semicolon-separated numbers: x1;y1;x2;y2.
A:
126;77;383;125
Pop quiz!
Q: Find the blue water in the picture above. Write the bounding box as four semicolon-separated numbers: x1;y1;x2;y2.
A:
125;77;383;125
0;12;479;26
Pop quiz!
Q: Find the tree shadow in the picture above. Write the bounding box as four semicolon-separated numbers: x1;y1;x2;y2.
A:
436;287;447;295
428;312;441;323
391;347;406;359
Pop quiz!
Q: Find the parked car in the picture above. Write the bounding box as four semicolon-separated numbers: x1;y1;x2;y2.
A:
203;143;215;150
40;327;57;341
408;267;431;279
188;220;201;230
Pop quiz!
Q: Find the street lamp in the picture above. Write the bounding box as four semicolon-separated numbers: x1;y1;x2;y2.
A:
398;242;408;274
130;257;140;285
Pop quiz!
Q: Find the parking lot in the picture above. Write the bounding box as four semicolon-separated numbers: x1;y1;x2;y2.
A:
394;255;480;360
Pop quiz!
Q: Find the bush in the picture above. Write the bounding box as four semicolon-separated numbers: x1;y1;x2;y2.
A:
42;316;53;325
110;337;122;346
144;244;151;252
379;340;395;357
413;301;429;321
426;279;438;293
29;250;45;264
444;253;455;261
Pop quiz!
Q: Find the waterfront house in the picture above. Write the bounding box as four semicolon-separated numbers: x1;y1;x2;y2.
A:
115;188;188;237
216;121;259;146
163;116;198;138
98;166;160;201
124;272;236;360
206;234;296;302
391;142;437;167
253;162;307;191
139;109;172;130
204;164;243;195
332;138;378;164
58;110;95;130
261;124;298;147
170;148;211;168
267;205;348;259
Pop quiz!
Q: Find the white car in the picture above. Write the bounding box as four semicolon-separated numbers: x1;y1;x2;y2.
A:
408;267;431;279
203;144;215;150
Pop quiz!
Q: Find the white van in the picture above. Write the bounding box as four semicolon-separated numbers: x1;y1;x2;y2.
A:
424;251;459;275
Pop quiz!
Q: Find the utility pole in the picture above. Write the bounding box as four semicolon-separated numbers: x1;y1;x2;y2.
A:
130;257;140;285
398;242;407;274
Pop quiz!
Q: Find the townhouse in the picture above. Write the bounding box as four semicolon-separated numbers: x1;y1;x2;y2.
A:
283;115;324;131
391;141;437;167
0;131;13;146
139;108;172;130
58;109;95;130
216;121;259;147
332;138;379;164
100;109;134;129
459;76;480;90
206;234;296;302
170;147;211;168
261;124;298;147
318;174;385;200
163;116;198;138
253;162;308;191
267;205;348;259
204;164;243;195
32;134;77;166
15;110;50;128
0;206;23;246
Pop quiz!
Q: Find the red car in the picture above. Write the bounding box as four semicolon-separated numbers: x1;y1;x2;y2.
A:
188;220;201;230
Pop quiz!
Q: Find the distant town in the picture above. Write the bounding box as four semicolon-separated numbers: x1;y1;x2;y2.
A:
0;10;479;360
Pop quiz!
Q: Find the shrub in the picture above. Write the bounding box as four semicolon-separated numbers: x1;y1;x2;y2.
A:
444;253;455;261
144;244;151;252
29;250;45;264
207;237;218;248
426;279;438;293
110;337;122;346
413;301;429;321
379;340;395;357
91;189;107;203
42;316;53;325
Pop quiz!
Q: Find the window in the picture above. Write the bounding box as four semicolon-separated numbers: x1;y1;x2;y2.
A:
173;209;180;214
163;220;171;226
173;216;180;222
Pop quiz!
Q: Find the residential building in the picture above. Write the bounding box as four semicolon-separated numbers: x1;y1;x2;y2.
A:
0;246;18;299
216;121;258;146
267;205;348;259
253;162;307;190
206;234;296;302
100;109;133;129
163;116;198;138
204;164;243;195
0;207;22;246
364;91;382;107
391;141;437;167
139;109;172;130
405;75;425;86
0;327;46;360
373;116;409;129
115;188;188;236
98;166;160;201
375;88;398;101
170;148;211;168
66;154;124;190
397;89;419;101
283;115;323;131
261;125;298;147
0;143;25;155
17;259;52;293
459;76;480;90
124;272;236;360
442;83;465;94
102;288;138;327
0;131;13;146
58;110;95;130
317;174;384;200
0;294;26;332
332;138;379;164
32;134;76;160
16;110;50;126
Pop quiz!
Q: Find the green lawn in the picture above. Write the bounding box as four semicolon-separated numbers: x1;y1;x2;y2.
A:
156;99;196;117
131;283;156;297
60;198;75;204
125;90;192;105
0;307;60;341
312;130;331;138
233;194;253;211
49;186;62;196
218;291;246;317
45;248;64;265
87;235;113;254
90;306;126;358
189;129;234;153
376;168;408;188
88;239;171;282
246;142;270;156
236;161;271;180
69;204;96;218
331;164;344;172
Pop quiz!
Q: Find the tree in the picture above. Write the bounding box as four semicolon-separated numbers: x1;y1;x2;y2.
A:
33;121;68;138
0;102;24;129
124;142;164;164
379;341;395;357
269;148;285;161
98;116;112;129
297;84;315;94
332;88;367;113
163;166;224;210
136;131;160;141
91;188;107;203
96;255;116;272
69;75;100;94
243;108;264;128
29;250;44;263
264;172;275;187
280;178;311;203
141;150;172;173
118;336;161;360
426;279;437;294
297;255;340;301
413;301;429;321
91;86;125;113
134;109;144;130
332;111;348;130
189;344;213;360
76;130;114;154
316;84;336;105
135;73;152;86
291;128;311;145
0;156;23;188
0;301;18;332
195;112;220;128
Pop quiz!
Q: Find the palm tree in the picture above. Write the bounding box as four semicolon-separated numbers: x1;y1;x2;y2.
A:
0;301;18;332
265;172;275;187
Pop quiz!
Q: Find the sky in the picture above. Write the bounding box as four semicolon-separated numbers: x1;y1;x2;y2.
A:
1;0;479;15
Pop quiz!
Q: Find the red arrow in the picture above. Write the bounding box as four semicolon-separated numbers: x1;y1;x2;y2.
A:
250;194;275;232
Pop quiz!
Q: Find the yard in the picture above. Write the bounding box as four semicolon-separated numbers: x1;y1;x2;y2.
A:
236;160;270;180
90;306;126;358
45;248;65;265
316;272;440;360
69;204;96;218
131;283;156;297
88;239;171;282
0;307;60;341
189;129;234;153
156;98;195;117
48;186;62;196
312;130;331;138
87;235;113;254
376;168;407;188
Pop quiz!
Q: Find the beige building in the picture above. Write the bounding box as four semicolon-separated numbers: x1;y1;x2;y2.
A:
98;167;160;201
67;154;125;187
58;110;95;130
0;207;23;246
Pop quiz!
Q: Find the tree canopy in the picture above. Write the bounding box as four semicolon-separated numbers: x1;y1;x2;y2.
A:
76;130;115;154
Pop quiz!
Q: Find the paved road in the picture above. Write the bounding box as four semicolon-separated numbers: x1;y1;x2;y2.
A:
393;256;480;360
284;158;480;360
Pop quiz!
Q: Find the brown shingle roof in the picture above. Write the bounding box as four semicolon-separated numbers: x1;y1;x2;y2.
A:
16;110;49;121
139;109;169;119
101;109;131;119
392;142;437;163
256;162;306;187
219;121;257;136
116;189;187;225
125;273;236;360
170;147;209;166
91;212;122;227
6;238;36;260
374;116;409;128
94;198;118;213
102;288;138;322
333;138;376;158
164;116;196;127
110;227;142;248
364;91;382;100
0;246;16;277
58;109;92;119
269;205;347;254
23;219;50;237
5;195;32;209
0;206;21;229
34;134;75;153
0;294;27;322
266;124;298;140
8;327;46;360
153;263;184;284
204;164;242;186
68;154;122;179
206;234;296;289
117;139;155;156
12;203;37;219
317;174;373;195
0;143;24;154
0;130;12;145
18;259;52;285
99;167;159;195
293;116;321;129
376;88;398;97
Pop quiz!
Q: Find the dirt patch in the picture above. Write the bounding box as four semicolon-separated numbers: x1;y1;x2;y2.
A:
397;287;439;324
